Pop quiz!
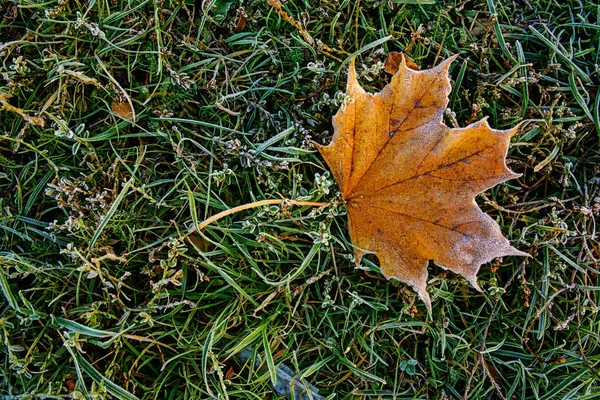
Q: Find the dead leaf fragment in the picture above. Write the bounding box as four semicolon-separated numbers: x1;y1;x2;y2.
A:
111;100;134;120
385;52;419;75
235;14;247;31
316;55;526;311
0;93;45;127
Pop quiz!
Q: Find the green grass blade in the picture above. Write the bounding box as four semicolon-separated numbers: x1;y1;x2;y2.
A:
52;316;117;338
262;328;277;387
338;36;393;71
529;26;591;83
73;350;140;400
88;148;144;249
486;0;517;63
450;59;468;109
0;261;22;313
595;88;600;139
568;72;594;122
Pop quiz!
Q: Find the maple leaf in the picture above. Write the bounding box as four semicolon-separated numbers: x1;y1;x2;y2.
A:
315;55;527;311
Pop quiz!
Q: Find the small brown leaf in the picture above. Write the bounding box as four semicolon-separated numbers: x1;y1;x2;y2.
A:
235;14;247;31
226;365;236;380
111;100;134;120
385;52;419;75
316;55;527;311
65;379;76;393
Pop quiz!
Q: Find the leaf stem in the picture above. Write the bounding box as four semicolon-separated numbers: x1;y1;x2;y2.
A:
189;199;329;233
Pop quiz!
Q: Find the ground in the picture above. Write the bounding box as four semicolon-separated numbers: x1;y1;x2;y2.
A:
0;0;599;399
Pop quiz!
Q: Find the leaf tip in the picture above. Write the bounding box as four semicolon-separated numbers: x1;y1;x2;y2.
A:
436;54;459;73
465;273;483;292
347;58;359;89
403;274;431;314
353;248;370;268
477;115;491;126
420;290;432;315
446;54;460;64
507;121;525;138
505;246;530;258
310;139;324;152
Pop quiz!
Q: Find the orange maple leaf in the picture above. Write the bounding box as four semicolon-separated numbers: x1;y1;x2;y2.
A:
315;55;527;311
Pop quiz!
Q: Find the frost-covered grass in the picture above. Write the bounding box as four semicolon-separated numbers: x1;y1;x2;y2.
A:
1;0;599;398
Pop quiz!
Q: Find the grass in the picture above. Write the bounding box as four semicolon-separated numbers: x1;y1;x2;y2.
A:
1;0;599;398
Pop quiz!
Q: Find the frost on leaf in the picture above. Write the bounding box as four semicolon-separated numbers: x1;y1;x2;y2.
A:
315;55;527;311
